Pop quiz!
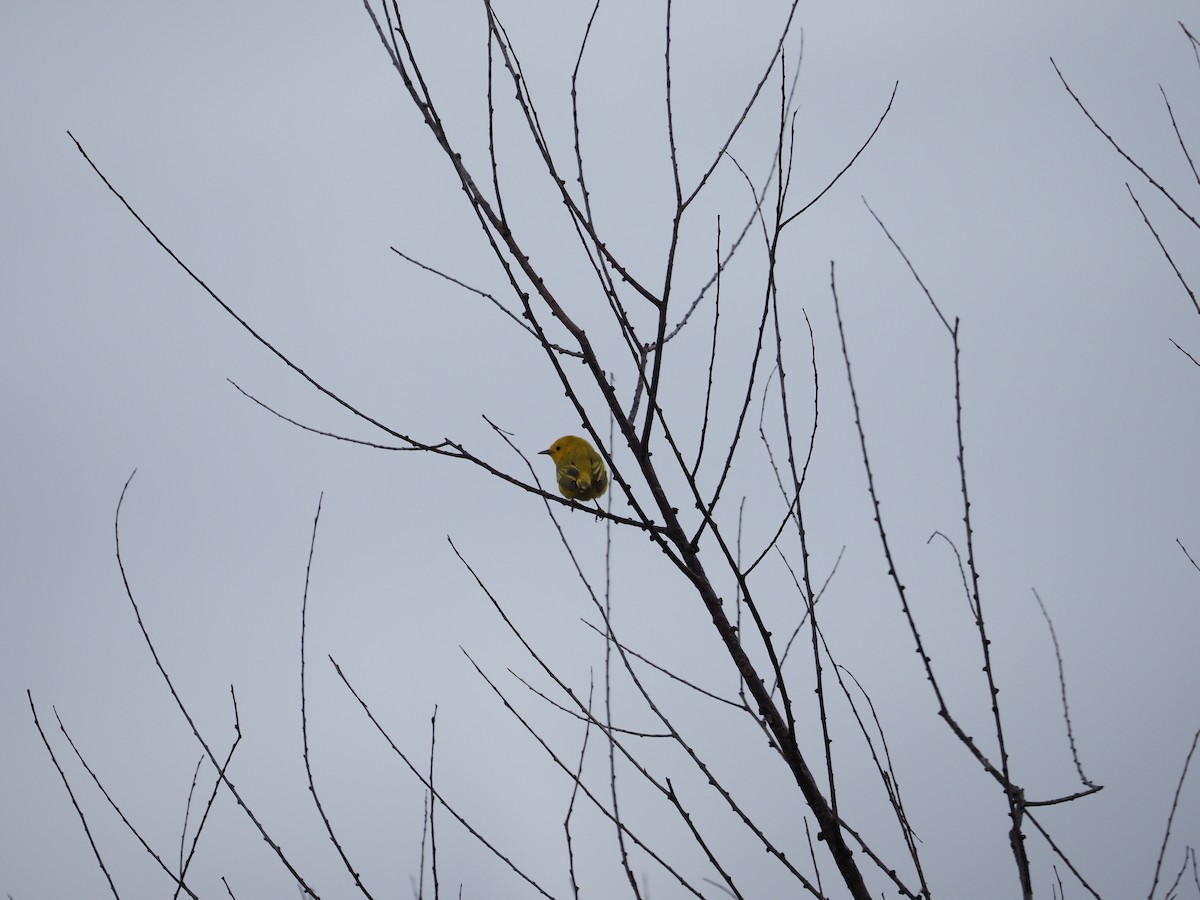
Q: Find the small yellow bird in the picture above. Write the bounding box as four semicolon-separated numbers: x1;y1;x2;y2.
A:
539;435;609;502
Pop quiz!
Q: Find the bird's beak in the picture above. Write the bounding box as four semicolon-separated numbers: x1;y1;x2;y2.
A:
537;449;551;456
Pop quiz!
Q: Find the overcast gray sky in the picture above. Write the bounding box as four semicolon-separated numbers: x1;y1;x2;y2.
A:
4;2;1199;898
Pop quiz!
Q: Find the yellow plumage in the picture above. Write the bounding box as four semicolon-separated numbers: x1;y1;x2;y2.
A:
539;435;608;502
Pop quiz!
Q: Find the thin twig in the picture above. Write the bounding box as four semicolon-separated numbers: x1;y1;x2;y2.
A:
298;497;374;897
27;694;121;899
1126;185;1199;316
780;82;899;229
1031;589;1097;789
1051;59;1200;231
1149;728;1200;900
50;708;199;898
331;653;556;899
863;204;1031;894
1178;539;1200;573
177;691;243;896
428;707;440;900
113;472;321;897
1159;85;1200;188
1170;338;1200;367
563;679;595;900
389;247;584;356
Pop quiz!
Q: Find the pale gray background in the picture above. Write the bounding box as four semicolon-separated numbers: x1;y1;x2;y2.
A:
3;2;1199;898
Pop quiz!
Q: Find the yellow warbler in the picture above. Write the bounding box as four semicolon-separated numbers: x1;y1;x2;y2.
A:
539;435;609;502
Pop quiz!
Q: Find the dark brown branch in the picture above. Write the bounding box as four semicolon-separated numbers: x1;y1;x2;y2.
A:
113;472;322;898
297;496;374;898
1148;727;1200;900
362;30;847;868
27;693;121;899
1125;184;1199;316
427;707;441;900
1051;58;1200;232
1159;84;1200;188
1170;338;1200;367
452;537;823;895
1184;20;1200;66
73;136;653;538
477;1;663;310
762;80;836;805
563;679;595;900
771;545;842;685
69;133;429;452
692;152;779;547
689;216;724;480
49;708;200;898
448;529;724;896
330;653;556;899
175;758;205;893
835;667;929;898
780;82;899;229
1024;811;1104;900
227;380;413;451
176;690;242;898
389;246;584;355
859;207;1030;892
564;2;649;375
1031;589;1098;790
679;0;803;211
580;621;743;712
1178;538;1200;573
659;39;803;357
460;650;709;899
509;667;669;737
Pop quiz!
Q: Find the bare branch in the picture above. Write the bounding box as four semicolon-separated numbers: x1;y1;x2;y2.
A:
1170;338;1200;367
1126;184;1199;316
297;496;375;898
1149;728;1200;900
1031;589;1098;790
27;693;121;899
389;246;584;356
780;82;899;229
1159;84;1200;188
112;472;322;897
331;652;556;899
1051;58;1200;232
1178;538;1200;574
428;708;441;900
177;691;243;897
460;650;709;899
49;708;199;898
